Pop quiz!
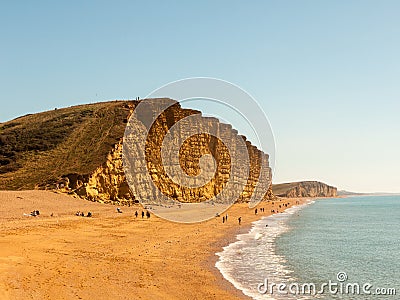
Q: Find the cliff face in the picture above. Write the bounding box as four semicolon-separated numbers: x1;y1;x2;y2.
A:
273;181;337;198
123;99;272;204
0;100;273;205
63;141;134;204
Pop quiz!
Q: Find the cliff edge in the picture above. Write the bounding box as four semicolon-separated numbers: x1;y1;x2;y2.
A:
0;100;274;204
273;181;337;198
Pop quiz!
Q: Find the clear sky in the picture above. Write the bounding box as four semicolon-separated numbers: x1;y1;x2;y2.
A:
1;1;399;193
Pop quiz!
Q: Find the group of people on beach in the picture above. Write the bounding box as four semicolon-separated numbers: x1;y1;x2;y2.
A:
270;201;292;214
236;206;268;225
254;207;266;215
222;214;228;223
75;211;92;217
23;210;40;217
116;207;150;219
30;210;40;217
234;200;295;226
72;208;151;219
134;210;150;219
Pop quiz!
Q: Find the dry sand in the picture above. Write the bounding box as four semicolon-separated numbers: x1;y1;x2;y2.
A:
0;190;307;300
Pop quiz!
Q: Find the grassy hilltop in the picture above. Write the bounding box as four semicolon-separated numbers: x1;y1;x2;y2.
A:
0;101;136;190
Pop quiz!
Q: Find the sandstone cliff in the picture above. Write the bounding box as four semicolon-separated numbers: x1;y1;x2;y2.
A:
0;100;273;205
273;181;337;198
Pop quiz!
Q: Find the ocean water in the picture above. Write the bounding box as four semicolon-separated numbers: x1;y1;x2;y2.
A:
216;196;400;299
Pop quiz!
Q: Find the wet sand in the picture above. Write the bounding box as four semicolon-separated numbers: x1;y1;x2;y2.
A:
0;190;307;300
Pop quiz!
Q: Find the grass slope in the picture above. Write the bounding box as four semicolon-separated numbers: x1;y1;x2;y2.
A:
0;101;136;190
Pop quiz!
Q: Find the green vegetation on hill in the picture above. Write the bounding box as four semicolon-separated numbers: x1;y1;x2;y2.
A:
0;101;136;190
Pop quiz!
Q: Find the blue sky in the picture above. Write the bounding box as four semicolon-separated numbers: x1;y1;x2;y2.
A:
1;1;399;192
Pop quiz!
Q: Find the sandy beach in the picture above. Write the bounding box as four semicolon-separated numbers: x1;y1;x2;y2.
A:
0;190;307;300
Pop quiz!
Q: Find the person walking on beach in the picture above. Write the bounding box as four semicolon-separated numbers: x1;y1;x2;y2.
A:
135;211;138;218
225;214;228;221
238;217;242;225
222;216;225;223
141;211;145;218
146;211;150;218
255;208;258;215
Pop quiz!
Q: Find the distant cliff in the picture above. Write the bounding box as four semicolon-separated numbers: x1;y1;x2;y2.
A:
0;100;273;204
273;181;337;198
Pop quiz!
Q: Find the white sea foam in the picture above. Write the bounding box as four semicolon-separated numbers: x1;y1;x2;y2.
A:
215;201;315;300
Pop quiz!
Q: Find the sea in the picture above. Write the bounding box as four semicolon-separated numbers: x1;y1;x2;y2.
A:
216;195;400;299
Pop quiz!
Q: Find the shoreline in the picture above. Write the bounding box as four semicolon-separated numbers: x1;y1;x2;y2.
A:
206;216;256;300
212;198;317;299
1;190;315;299
209;198;313;300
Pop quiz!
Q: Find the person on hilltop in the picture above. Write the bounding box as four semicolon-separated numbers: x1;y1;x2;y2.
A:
238;217;242;225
